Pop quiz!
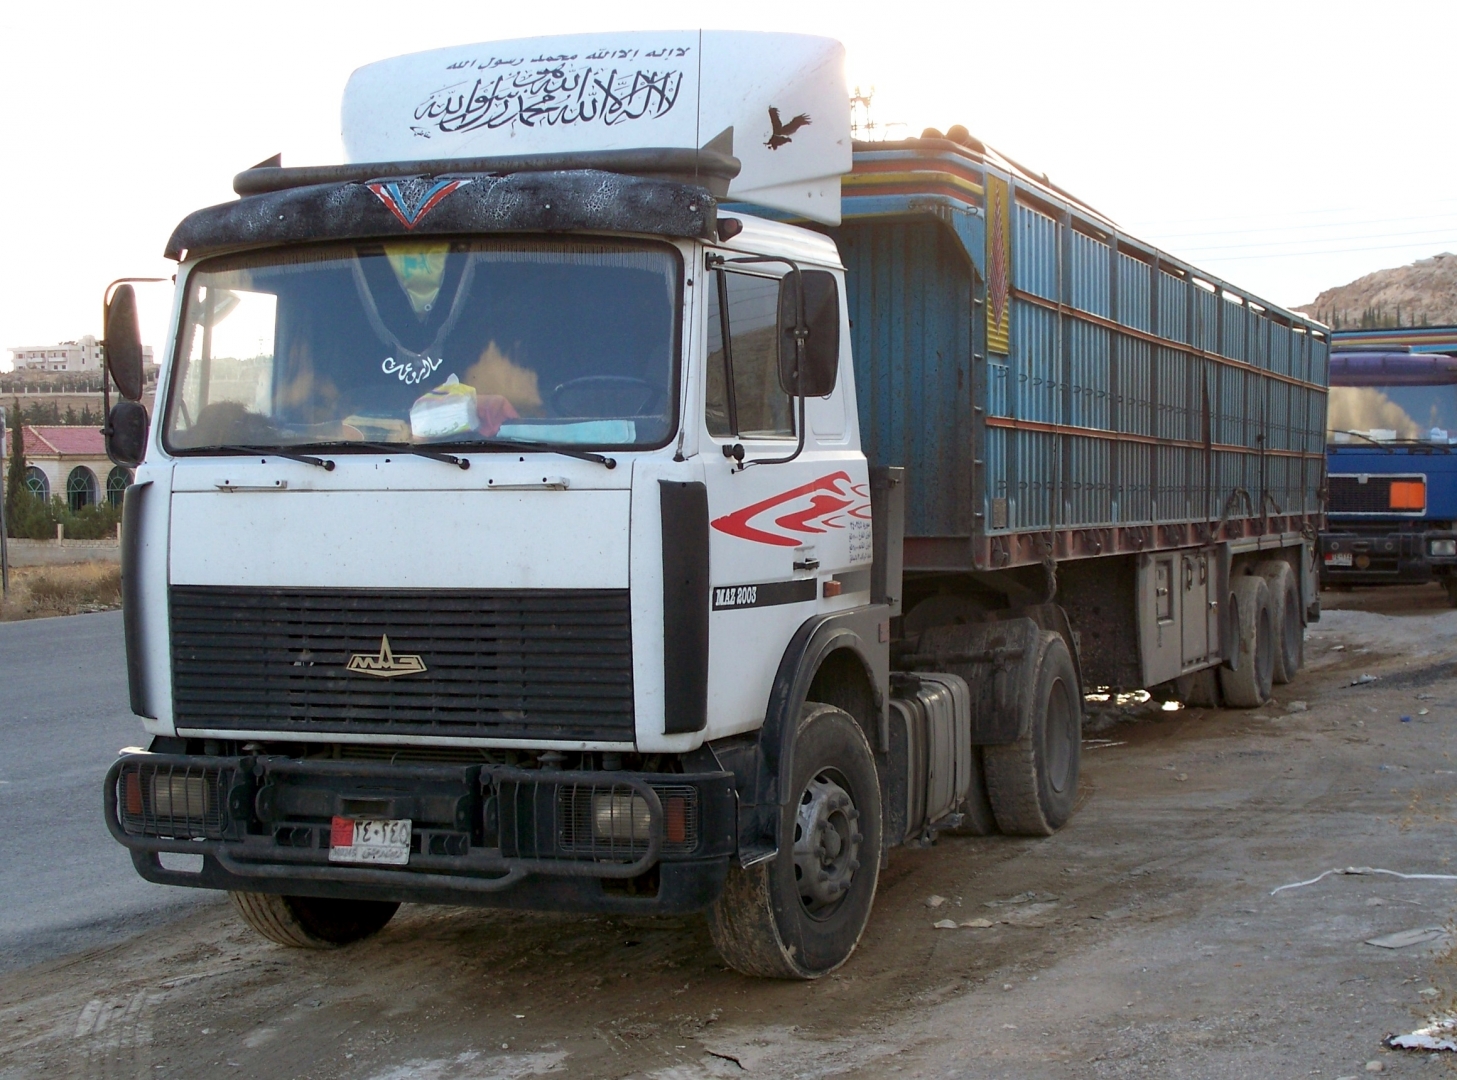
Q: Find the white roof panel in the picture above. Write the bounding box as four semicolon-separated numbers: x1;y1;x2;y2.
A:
342;31;850;225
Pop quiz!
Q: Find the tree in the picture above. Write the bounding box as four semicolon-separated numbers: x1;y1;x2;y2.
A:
5;400;26;532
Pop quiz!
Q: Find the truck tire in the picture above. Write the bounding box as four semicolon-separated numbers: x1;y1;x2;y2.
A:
1254;560;1302;683
982;633;1081;836
229;891;399;948
707;703;882;979
1218;574;1274;708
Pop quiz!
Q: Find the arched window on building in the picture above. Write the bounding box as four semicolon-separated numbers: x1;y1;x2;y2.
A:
67;466;98;512
106;466;132;507
24;466;49;502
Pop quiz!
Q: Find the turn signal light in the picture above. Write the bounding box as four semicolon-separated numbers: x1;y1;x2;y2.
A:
1390;480;1426;510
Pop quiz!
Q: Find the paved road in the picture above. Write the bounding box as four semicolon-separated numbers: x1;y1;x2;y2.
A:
0;611;217;971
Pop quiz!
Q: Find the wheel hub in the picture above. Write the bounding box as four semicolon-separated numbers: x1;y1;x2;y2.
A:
792;771;862;914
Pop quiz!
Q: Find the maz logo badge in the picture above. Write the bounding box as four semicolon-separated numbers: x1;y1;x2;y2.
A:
346;635;427;678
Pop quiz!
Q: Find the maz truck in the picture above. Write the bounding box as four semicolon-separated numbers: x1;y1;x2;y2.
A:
102;32;1329;979
1321;326;1457;599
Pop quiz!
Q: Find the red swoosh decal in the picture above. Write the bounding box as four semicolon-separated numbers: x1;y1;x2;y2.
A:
712;471;868;547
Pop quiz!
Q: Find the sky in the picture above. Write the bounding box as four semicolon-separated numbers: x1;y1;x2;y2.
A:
2;0;1453;369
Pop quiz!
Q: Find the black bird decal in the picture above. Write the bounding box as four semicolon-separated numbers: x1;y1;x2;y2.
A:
766;107;812;150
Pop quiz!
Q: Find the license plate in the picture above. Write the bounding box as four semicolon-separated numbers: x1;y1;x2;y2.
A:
1324;552;1353;567
328;817;411;865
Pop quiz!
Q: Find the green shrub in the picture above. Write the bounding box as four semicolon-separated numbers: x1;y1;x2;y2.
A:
5;493;123;540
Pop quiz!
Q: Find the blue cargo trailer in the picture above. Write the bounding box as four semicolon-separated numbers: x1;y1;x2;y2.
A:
1321;329;1457;598
820;135;1328;699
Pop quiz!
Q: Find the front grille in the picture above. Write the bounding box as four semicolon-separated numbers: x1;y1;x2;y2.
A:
1329;474;1423;514
118;759;231;839
171;587;635;742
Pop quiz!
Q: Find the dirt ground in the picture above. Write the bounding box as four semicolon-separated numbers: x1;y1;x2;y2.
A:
9;585;1457;1079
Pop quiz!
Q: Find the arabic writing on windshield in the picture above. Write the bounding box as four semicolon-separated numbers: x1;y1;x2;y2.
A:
164;240;680;453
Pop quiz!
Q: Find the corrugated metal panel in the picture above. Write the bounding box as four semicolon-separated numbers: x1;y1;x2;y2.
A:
1117;252;1152;332
1068;230;1110;317
1013;300;1060;423
1068;321;1111;429
1159;271;1189;344
1013;203;1059;300
1194;286;1219;354
1115;337;1153;437
1222;295;1247;361
838;219;974;537
1014;429;1057;530
987;360;1010;417
1118;442;1153;522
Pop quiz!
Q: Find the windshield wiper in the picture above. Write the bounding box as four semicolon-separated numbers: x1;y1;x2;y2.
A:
450;437;617;469
211;445;336;470
295;441;470;469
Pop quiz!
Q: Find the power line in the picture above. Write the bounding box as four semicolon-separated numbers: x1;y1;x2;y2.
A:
1172;225;1457;256
1192;239;1457;263
1142;211;1457;243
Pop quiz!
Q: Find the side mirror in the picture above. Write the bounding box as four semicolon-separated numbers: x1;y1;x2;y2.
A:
778;270;840;398
105;284;145;401
106;401;149;467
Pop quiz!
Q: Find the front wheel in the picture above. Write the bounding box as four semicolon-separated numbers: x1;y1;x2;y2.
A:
707;703;882;979
229;891;399;948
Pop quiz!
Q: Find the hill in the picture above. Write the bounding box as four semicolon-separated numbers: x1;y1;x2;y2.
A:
1295;252;1457;328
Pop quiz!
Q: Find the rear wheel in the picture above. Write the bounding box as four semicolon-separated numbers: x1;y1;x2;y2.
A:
983;633;1082;836
707;703;882;979
1219;574;1274;708
1255;560;1302;683
229;891;399;948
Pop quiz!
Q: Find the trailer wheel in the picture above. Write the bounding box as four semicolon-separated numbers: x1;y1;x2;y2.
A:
707;703;882;979
229;891;399;948
1218;574;1274;708
1254;560;1302;683
983;633;1081;836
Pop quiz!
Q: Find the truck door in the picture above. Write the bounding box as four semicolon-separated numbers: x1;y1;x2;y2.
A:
700;261;868;740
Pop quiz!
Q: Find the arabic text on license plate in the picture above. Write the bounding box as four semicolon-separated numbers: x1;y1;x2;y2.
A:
1325;552;1353;567
329;817;411;865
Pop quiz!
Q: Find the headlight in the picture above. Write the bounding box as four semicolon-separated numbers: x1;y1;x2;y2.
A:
152;774;211;818
592;793;652;841
1431;539;1457;557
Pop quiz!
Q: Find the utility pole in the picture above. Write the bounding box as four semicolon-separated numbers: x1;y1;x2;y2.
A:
0;405;9;598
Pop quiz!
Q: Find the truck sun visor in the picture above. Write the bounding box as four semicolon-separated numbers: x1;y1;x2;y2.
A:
164;169;718;260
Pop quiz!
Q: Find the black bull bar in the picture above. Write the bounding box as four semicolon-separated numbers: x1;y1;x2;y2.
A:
104;753;737;912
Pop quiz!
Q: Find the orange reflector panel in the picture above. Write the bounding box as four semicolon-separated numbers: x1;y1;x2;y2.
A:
124;772;143;816
1390;480;1426;510
665;796;687;844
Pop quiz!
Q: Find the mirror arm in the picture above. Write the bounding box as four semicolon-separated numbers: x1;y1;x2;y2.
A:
719;256;808;470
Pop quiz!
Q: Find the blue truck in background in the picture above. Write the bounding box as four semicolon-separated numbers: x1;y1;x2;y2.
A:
1322;326;1457;600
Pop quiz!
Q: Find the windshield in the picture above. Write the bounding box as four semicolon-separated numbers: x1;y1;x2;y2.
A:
1328;383;1457;442
164;239;681;453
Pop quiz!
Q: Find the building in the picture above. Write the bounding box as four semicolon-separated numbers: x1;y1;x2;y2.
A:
1;426;130;510
7;336;154;373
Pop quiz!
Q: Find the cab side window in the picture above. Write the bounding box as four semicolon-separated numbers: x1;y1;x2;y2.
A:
705;269;795;439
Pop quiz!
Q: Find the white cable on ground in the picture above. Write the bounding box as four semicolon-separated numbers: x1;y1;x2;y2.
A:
1272;866;1457;896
